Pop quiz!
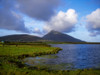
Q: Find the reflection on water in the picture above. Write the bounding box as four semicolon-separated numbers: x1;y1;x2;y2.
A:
24;44;100;70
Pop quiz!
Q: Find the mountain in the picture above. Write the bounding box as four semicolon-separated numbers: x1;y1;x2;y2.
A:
0;30;84;42
0;34;42;42
43;30;84;42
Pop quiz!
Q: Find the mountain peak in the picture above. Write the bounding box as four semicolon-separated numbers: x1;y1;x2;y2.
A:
0;30;84;42
50;30;59;32
48;30;61;34
43;30;84;42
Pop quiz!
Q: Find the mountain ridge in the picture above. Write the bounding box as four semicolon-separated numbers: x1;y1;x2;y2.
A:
0;30;84;42
0;34;42;42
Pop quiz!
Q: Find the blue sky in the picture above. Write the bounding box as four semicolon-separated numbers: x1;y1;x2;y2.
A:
0;0;100;42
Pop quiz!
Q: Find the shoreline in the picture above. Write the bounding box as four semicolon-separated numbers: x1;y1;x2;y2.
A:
0;44;100;75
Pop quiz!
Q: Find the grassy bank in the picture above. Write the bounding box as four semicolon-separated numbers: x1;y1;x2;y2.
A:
0;43;100;75
0;45;61;58
0;58;100;75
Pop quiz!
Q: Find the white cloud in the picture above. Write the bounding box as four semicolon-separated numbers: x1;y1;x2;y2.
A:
86;8;100;36
43;9;78;33
33;28;41;33
0;0;60;33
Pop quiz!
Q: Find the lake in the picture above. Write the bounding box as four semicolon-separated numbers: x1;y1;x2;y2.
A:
24;44;100;70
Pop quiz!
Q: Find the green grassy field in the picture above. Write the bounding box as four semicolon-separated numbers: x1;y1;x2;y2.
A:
0;45;61;57
0;42;100;75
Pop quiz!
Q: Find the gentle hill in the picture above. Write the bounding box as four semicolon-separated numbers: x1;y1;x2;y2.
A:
0;34;42;42
0;31;85;42
43;30;84;42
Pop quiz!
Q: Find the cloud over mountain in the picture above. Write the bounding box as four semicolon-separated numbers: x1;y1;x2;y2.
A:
16;0;60;21
0;0;29;32
43;9;78;33
0;0;60;32
86;8;100;36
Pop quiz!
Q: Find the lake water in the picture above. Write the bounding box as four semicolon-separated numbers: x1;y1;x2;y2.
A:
24;44;100;70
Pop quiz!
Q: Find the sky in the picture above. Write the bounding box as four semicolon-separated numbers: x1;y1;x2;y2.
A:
0;0;100;42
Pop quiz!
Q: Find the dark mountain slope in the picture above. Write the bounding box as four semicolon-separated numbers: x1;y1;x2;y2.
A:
43;30;84;42
0;31;84;42
0;34;42;42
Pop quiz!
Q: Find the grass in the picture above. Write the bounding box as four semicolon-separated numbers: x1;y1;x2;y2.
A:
0;42;100;75
0;45;61;58
0;60;100;75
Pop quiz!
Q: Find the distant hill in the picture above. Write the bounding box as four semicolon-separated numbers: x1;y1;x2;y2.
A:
0;34;42;42
43;30;84;42
0;30;84;42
